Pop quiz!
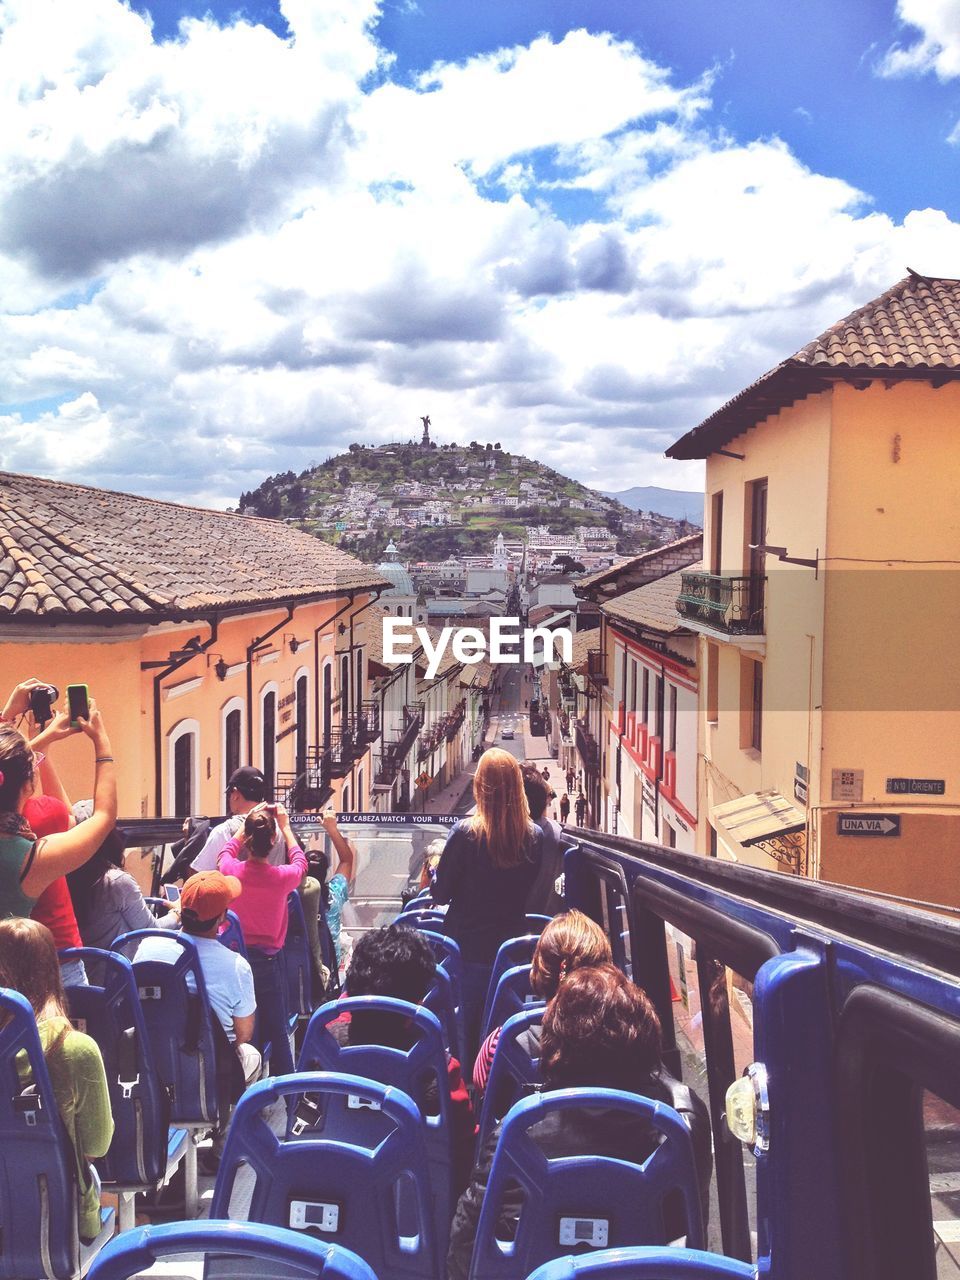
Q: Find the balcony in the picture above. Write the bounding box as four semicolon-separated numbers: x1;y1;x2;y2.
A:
374;704;423;788
444;700;466;742
277;746;333;813
676;571;765;637
326;725;357;777
587;649;608;686
576;720;600;774
355;700;381;747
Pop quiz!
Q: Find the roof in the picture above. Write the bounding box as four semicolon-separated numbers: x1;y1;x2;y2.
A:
0;471;387;623
602;563;702;634
576;534;703;593
668;272;960;460
567;629;595;671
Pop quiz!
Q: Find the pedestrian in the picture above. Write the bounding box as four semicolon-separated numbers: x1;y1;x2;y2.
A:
559;792;571;824
575;792;587;826
565;768;575;792
541;766;550;784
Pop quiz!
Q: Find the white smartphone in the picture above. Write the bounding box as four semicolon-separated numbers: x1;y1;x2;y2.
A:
163;884;181;903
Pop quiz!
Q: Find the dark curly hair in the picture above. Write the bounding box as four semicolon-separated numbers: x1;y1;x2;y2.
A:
345;924;437;1050
520;763;550;822
540;962;662;1091
0;726;36;812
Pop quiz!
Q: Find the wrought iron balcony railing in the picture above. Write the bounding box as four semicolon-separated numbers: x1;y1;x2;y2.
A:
374;704;423;787
355;700;381;746
444;700;466;742
277;746;333;812
576;720;600;773
676;571;766;635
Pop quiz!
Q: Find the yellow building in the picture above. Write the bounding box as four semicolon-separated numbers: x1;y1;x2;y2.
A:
0;470;387;818
667;271;960;905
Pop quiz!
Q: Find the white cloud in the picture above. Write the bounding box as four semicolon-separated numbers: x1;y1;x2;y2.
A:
1;1;960;508
879;0;960;80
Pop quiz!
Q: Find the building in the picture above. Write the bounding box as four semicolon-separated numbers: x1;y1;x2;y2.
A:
0;471;387;818
667;271;960;902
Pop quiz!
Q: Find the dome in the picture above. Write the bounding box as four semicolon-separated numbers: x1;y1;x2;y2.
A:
377;542;415;597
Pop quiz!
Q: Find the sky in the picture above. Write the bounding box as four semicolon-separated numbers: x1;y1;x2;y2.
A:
2;0;960;508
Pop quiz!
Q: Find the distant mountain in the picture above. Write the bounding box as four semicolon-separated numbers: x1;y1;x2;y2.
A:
601;486;703;524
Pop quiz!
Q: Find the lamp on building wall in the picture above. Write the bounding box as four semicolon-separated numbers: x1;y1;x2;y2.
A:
748;544;819;572
213;657;229;681
287;635;301;654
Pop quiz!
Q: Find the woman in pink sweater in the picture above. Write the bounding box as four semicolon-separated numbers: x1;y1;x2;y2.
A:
218;802;305;1075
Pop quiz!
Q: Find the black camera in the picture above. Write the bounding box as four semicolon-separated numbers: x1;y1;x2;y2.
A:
28;684;59;727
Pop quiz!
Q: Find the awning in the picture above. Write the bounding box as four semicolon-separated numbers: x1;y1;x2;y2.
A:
711;790;808;874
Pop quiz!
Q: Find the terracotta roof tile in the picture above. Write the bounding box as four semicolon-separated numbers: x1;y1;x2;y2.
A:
0;471;387;623
601;562;703;633
576;534;703;591
668;273;960;459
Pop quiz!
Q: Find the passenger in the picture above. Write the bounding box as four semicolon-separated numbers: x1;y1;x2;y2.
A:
193;766;327;999
327;923;476;1194
67;827;166;949
472;909;611;1094
306;809;356;971
520;763;564;917
433;748;544;1065
448;964;713;1279
161;870;262;1088
0;681;116;921
218;802;306;1077
0;918;114;1244
23;796;87;987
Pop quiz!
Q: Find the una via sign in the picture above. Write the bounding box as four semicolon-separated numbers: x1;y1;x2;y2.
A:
837;813;901;837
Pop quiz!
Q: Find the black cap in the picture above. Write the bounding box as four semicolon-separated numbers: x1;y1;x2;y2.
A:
226;766;266;801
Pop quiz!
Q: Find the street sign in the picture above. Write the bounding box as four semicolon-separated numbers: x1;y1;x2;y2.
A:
886;777;945;796
832;769;863;802
837;813;901;837
416;772;433;790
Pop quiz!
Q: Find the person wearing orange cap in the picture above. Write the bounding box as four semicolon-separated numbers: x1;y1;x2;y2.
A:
174;870;261;1086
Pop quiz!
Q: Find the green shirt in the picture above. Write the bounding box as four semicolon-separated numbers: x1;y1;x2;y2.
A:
18;1017;115;1242
0;832;38;919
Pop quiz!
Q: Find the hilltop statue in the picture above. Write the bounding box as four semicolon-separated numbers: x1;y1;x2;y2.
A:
420;415;431;446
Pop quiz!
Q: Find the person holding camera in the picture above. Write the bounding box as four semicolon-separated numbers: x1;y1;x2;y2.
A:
0;680;116;920
218;802;306;1077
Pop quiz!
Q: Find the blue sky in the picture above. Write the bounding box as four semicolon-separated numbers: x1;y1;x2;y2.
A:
2;0;960;505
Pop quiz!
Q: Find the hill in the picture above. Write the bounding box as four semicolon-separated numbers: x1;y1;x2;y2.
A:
601;486;703;523
236;438;694;563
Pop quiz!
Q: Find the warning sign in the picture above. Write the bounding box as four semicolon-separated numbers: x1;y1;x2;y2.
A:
416;772;433;790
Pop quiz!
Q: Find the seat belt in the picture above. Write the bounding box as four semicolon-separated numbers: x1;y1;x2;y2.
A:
117;1026;140;1099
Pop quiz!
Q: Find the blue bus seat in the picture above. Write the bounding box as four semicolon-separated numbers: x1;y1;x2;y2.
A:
59;947;189;1230
0;988;115;1279
111;928;224;1217
286;890;314;1021
218;910;248;959
477;1007;543;1151
211;1072;441;1280
87;1219;381;1280
298;997;454;1242
525;1245;756;1278
418;930;464;1059
525;915;553;932
480;964;544;1046
468;1088;704;1280
401;889;434;913
479;935;540;1039
400;909;447;930
143;897;170;918
422;962;462;1063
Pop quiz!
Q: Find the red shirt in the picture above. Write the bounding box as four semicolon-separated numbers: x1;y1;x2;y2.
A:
32;877;83;951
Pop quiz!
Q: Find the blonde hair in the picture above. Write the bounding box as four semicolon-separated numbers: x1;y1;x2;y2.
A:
467;748;535;869
530;909;612;998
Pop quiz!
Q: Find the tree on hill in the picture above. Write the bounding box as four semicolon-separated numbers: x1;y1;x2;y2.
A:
552;554;586;574
338;467;350;486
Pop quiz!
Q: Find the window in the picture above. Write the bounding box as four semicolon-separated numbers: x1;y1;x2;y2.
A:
740;657;763;752
668;684;678;753
641;667;650;724
355;648;364;718
746;478;768;624
341;785;350;813
322;661;333;748
340;654;350;725
710;491;724;574
295;670;309;777
654;675;664;741
629;660;638;714
167;719;200;817
357;767;364;812
261;686;277;799
706;644;719;725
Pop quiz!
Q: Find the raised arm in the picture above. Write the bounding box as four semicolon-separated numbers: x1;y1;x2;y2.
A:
28;711;77;813
21;704;117;900
321;810;355;884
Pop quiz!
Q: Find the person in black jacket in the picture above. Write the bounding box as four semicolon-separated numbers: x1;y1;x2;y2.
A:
447;963;713;1280
433;748;543;1064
